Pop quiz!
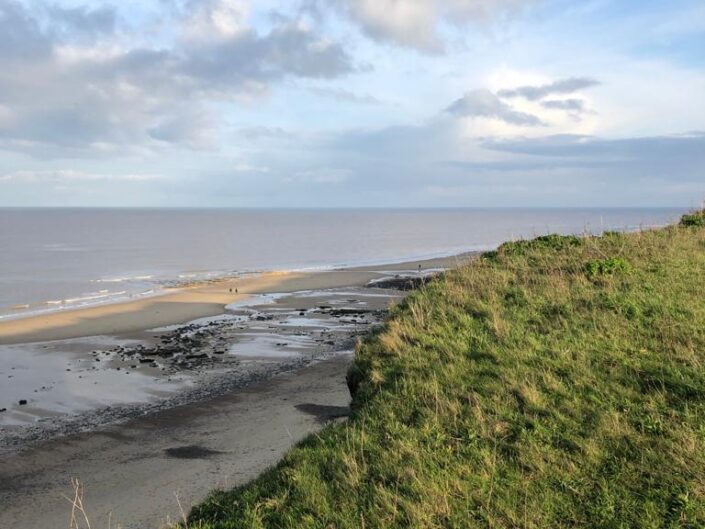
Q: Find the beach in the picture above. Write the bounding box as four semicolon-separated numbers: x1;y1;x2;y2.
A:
0;253;470;528
0;354;355;529
0;208;687;529
0;255;464;345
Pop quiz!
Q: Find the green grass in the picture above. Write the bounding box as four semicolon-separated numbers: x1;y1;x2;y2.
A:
182;213;705;529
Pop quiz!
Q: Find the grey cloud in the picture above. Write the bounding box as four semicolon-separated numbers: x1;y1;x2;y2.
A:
0;1;52;61
300;118;705;205
45;4;117;39
441;158;625;172
482;133;705;159
480;133;705;182
541;99;587;112
179;23;353;89
238;126;292;141
0;2;354;157
446;89;544;126
498;77;599;101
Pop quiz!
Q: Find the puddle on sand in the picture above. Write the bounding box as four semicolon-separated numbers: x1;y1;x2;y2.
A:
228;333;318;358
276;316;347;329
0;285;399;431
0;336;191;427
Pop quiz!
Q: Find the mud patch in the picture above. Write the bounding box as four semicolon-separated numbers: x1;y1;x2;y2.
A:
164;444;225;459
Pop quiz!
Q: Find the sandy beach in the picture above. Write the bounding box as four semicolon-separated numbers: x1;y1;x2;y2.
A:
0;253;472;528
0;255;467;345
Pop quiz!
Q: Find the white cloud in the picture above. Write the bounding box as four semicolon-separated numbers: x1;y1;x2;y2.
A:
320;0;537;52
0;170;163;183
0;1;355;157
282;167;353;184
307;86;382;104
181;0;250;40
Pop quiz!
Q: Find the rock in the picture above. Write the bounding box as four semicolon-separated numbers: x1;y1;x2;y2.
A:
329;308;372;317
18;399;27;405
0;408;6;412
367;274;437;291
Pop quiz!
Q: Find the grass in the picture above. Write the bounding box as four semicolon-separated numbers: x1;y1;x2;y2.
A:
181;211;705;529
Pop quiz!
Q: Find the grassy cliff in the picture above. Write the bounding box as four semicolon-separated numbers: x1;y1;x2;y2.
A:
183;212;705;528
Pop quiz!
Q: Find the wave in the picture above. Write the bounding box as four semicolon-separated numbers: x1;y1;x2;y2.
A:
92;275;154;283
0;288;163;322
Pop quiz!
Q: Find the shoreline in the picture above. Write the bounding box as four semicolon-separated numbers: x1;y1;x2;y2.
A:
0;253;474;345
0;246;483;325
0;253;473;528
0;252;473;450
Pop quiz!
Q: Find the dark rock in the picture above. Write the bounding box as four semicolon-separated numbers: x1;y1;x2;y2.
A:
329;308;372;317
367;274;438;291
18;399;27;405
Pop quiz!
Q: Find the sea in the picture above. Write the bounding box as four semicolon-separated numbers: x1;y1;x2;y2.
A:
0;207;685;320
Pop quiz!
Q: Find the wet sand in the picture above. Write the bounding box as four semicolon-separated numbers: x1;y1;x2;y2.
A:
0;253;474;529
0;255;469;345
0;354;353;529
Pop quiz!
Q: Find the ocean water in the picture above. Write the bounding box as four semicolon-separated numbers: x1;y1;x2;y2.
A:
0;207;685;319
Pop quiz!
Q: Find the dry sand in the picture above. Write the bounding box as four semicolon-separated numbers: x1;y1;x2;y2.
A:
0;255;470;345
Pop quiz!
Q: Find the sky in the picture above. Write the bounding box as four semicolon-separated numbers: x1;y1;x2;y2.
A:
0;0;703;208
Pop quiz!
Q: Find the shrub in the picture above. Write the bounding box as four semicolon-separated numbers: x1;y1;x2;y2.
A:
493;233;583;258
680;210;705;227
584;257;632;278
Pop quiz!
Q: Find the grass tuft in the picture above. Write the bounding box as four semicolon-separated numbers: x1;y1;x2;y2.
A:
181;212;705;529
584;257;631;278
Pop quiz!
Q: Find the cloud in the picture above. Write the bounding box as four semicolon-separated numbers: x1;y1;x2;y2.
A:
540;98;588;112
307;86;381;104
283;167;353;184
497;77;600;101
479;133;705;183
0;1;355;157
446;89;544;126
314;0;536;52
0;169;163;183
45;4;118;40
481;132;705;159
179;0;249;40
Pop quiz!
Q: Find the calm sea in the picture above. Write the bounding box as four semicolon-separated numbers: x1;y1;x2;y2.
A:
0;208;685;320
